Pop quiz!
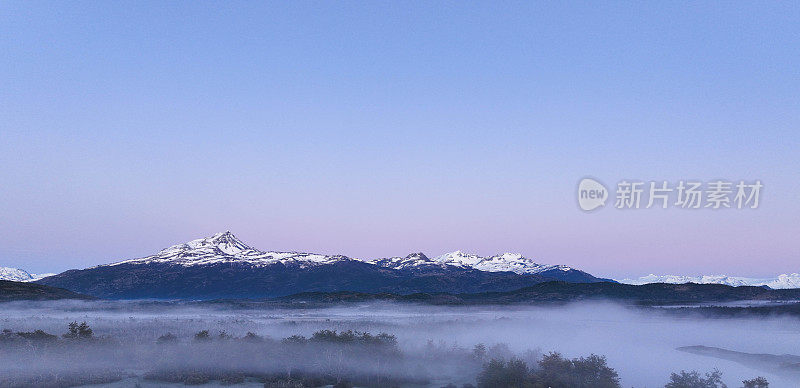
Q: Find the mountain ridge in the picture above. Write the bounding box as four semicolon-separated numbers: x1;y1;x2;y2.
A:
37;231;611;299
0;280;94;301
210;281;800;306
619;273;800;289
104;231;594;276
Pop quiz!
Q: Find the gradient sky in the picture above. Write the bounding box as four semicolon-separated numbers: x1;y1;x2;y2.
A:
1;1;798;278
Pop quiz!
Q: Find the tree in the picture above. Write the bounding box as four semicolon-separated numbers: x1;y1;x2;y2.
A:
536;351;574;385
472;343;487;362
194;330;210;342
742;377;768;388
534;352;620;388
571;354;620;388
476;358;530;388
665;369;727;388
63;321;93;339
475;352;621;388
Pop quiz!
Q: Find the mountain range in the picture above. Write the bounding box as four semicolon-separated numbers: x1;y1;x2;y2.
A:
35;231;609;299
13;231;799;299
619;273;800;289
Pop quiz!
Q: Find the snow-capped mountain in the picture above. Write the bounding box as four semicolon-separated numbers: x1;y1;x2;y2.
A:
367;250;586;280
110;231;351;268
112;231;584;276
0;267;55;282
0;267;34;282
619;273;800;289
432;251;575;275
366;252;441;270
37;231;610;299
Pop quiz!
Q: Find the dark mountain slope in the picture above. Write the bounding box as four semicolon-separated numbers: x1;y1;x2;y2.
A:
39;261;562;299
274;281;800;306
0;280;94;301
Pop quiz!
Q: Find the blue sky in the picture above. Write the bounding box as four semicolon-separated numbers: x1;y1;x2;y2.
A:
1;1;798;277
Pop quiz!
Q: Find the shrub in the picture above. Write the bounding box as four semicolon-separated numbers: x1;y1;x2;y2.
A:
665;369;726;388
218;330;233;340
742;377;768;388
16;329;58;341
243;332;264;342
281;335;307;344
63;321;93;339
309;329;398;348
157;332;178;344
194;330;211;342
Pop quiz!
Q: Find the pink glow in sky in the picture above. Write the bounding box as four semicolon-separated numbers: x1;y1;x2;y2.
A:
1;2;798;278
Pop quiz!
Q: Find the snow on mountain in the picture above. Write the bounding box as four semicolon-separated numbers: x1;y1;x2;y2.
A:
104;232;577;276
432;251;574;275
107;231;353;268
0;267;34;281
619;273;800;289
767;274;800;289
365;253;441;270
368;250;575;275
0;267;54;282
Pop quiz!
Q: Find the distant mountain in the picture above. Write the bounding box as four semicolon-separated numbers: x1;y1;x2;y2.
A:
619;273;800;289
0;280;93;301
0;267;55;282
366;251;601;282
0;267;34;282
37;231;610;299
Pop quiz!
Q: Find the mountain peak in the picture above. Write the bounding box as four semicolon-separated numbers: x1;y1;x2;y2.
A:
211;230;233;239
205;231;251;254
115;232;351;268
205;230;237;243
405;252;429;261
430;251;568;275
434;251;483;266
158;231;253;256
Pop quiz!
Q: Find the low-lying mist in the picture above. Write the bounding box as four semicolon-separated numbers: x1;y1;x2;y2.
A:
0;300;797;387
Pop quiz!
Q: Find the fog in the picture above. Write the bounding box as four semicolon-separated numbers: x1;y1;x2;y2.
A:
0;300;798;387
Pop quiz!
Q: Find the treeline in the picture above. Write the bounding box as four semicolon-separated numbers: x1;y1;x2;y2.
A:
0;322;774;388
1;321;93;343
474;353;620;388
474;358;770;388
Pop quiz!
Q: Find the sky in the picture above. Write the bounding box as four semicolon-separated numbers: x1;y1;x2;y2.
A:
1;1;798;278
